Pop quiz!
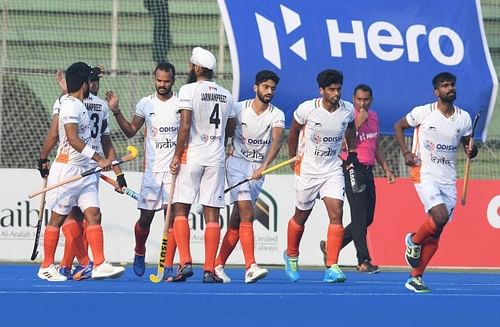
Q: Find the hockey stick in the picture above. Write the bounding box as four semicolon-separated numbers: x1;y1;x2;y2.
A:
343;138;366;194
224;156;298;193
347;165;366;194
28;145;138;199
99;174;139;201
149;174;177;283
30;177;47;261
461;112;481;206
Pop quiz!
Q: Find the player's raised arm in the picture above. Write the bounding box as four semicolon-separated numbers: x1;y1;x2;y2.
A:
106;90;145;138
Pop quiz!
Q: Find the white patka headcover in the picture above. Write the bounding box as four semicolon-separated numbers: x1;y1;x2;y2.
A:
190;46;216;70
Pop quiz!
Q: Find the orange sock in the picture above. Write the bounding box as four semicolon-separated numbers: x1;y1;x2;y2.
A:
86;225;105;266
215;228;239;267
60;220;75;268
134;221;150;256
413;218;438;244
204;222;220;272
61;219;90;267
82;219;89;251
240;222;255;269
412;237;439;277
287;218;305;257
326;224;344;266
173;216;192;265
42;226;60;268
164;228;177;267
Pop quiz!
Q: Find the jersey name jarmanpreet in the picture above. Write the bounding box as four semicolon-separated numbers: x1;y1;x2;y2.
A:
232;100;285;163
406;102;472;185
294;98;354;177
54;95;92;167
136;93;179;172
177;80;234;167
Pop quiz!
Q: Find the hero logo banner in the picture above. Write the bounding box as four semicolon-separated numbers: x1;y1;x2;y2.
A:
218;0;497;140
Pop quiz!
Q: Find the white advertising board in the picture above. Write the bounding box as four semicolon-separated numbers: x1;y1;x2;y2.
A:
0;169;356;266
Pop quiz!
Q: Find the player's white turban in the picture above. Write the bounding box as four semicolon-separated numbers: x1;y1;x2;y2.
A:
190;46;216;70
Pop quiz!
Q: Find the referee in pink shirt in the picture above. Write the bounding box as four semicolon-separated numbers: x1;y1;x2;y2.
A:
321;84;396;273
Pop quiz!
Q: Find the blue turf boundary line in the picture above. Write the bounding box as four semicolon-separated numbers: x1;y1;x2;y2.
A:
1;264;500;326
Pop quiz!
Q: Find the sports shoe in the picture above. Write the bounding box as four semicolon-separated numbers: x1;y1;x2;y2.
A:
38;264;67;282
72;262;93;281
357;261;380;274
202;271;223;283
405;275;430;293
405;233;421;268
58;266;73;280
177;263;194;279
164;266;186;282
319;240;327;266
283;250;300;282
214;264;232;283
323;264;346;283
245;263;268;284
92;262;125;279
133;254;146;276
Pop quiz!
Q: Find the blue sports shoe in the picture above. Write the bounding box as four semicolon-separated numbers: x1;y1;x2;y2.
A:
323;264;346;283
72;262;93;281
58;266;73;280
164;266;186;282
283;250;300;282
405;233;421;268
133;254;146;276
405;275;430;293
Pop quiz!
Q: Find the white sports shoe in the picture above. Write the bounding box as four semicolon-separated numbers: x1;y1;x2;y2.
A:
214;264;231;283
38;264;68;282
91;262;125;280
245;263;268;284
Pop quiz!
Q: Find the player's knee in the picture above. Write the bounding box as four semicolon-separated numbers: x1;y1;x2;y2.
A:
138;210;155;226
431;214;449;229
84;208;101;224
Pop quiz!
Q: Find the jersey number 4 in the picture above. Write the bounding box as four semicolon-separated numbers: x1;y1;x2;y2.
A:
209;104;221;129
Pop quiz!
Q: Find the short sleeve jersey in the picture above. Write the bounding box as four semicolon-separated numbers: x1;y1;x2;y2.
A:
55;95;92;167
232;99;285;163
294;98;354;177
84;94;111;158
340;109;379;166
177;80;234;167
406;102;472;184
135;93;179;172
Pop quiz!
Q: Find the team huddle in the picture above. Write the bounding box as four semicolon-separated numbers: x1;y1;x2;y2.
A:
34;47;478;293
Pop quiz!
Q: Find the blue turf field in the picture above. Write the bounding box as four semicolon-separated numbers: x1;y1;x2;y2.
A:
1;264;500;326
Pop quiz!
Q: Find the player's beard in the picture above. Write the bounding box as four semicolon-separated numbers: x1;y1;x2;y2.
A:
257;91;273;104
187;68;197;83
156;85;171;96
83;82;90;99
440;92;456;103
325;95;339;108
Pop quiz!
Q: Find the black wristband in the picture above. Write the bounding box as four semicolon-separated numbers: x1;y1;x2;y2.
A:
469;144;478;159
